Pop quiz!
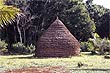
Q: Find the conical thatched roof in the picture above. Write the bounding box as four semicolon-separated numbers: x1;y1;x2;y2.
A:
35;18;80;57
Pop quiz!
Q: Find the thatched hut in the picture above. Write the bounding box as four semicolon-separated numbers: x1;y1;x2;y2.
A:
35;18;80;57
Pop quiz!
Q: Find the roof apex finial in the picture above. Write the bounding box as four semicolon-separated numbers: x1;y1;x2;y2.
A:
56;16;59;20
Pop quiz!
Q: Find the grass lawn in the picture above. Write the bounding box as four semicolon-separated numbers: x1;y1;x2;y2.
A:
0;52;110;73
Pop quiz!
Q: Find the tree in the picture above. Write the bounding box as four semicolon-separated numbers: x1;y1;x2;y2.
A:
97;11;110;39
0;0;20;43
0;0;21;52
86;0;107;23
25;0;96;41
85;0;110;38
4;0;96;45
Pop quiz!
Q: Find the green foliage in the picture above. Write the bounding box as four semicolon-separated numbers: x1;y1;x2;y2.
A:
12;42;35;55
88;36;110;55
86;0;110;38
97;11;110;38
0;0;20;27
27;44;35;54
81;41;94;52
81;33;110;55
0;39;8;55
12;42;27;54
5;0;96;42
99;38;110;55
66;0;96;41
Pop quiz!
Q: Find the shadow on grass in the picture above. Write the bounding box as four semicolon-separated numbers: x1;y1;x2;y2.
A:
7;55;66;59
7;52;104;59
81;52;101;56
7;55;38;59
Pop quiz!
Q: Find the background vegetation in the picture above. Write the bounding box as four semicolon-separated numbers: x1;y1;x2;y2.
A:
0;0;109;55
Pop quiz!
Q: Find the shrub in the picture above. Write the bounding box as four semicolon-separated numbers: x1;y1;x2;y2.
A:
12;42;35;55
99;38;110;55
88;37;110;55
12;42;28;54
80;42;94;52
27;44;35;54
81;32;110;55
0;39;8;55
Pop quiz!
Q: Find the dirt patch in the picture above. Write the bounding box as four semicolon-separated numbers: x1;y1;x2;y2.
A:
5;66;69;73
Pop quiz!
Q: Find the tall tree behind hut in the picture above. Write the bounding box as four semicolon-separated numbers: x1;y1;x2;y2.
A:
3;0;96;47
86;0;110;39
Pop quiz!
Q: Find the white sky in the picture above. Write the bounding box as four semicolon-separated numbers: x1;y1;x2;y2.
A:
83;0;110;9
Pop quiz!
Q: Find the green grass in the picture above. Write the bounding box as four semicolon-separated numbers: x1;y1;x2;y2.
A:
0;52;110;73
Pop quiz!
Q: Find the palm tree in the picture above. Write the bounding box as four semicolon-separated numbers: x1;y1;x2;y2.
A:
0;0;20;27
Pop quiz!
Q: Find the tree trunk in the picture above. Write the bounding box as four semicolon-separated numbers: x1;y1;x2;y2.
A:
23;28;26;45
17;17;23;43
14;25;17;43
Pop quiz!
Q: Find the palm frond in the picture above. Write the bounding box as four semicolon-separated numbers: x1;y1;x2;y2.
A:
0;5;20;27
0;0;4;5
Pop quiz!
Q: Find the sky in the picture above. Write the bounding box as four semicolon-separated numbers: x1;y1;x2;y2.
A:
83;0;110;9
